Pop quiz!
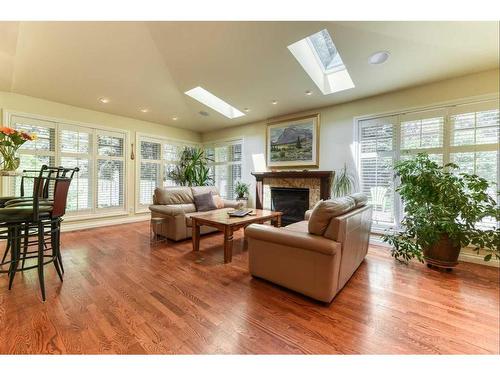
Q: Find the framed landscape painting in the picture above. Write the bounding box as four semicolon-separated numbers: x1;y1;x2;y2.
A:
266;113;320;168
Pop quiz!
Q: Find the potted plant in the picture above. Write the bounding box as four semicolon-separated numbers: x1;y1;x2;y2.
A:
234;181;250;206
332;163;356;197
167;147;214;186
0;126;37;174
382;153;499;269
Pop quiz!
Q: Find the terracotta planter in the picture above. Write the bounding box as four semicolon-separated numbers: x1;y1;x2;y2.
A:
423;234;461;269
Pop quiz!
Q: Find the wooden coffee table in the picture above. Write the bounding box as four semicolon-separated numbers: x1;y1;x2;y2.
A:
191;209;282;263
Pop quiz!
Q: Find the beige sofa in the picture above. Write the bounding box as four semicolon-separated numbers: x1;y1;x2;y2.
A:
245;195;372;303
149;186;242;241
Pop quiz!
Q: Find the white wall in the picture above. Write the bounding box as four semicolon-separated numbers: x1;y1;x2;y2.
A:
202;69;500;207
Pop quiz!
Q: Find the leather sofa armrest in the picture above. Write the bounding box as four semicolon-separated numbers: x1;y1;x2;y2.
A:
304;209;313;220
245;224;339;256
149;205;187;216
223;199;244;209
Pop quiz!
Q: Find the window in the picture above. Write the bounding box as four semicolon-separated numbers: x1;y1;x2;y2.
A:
137;135;196;209
205;140;243;200
358;116;396;225
7;113;127;216
288;29;354;95
96;132;125;210
357;100;499;230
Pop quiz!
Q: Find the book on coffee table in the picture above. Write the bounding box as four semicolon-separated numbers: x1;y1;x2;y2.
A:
228;209;253;217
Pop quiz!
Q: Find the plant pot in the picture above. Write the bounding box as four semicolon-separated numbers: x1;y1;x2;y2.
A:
423;234;461;269
236;197;248;208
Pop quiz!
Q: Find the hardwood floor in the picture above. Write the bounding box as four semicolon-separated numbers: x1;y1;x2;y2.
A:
0;221;498;354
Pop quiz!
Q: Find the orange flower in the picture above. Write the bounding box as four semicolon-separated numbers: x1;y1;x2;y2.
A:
0;126;16;135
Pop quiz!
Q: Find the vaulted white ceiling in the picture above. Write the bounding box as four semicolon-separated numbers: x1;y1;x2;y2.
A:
0;21;498;132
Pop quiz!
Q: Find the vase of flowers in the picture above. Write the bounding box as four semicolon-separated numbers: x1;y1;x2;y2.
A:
0;126;37;173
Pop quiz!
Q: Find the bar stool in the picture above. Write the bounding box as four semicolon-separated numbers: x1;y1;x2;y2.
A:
0;165;78;301
0;167;59;263
150;217;168;245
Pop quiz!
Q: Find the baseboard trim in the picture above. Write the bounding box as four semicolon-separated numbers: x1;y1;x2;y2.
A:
370;236;499;268
60;214;150;233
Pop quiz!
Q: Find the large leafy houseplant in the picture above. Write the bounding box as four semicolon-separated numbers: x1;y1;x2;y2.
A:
382;153;499;264
167;147;214;186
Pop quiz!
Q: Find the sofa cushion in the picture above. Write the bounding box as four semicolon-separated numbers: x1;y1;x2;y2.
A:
154;187;193;205
308;197;356;236
149;203;196;216
285;220;309;233
350;193;368;208
191;186;220;196
193;192;217;212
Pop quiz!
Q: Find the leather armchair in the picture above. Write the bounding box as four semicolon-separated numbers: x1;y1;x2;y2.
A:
245;198;372;303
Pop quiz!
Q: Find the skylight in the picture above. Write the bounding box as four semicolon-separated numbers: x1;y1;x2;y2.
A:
184;87;245;119
288;29;354;95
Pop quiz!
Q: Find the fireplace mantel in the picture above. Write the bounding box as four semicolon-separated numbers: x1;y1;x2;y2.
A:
251;170;334;210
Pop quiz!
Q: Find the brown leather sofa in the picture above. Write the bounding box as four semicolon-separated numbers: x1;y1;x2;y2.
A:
149;186;242;241
245;194;372;303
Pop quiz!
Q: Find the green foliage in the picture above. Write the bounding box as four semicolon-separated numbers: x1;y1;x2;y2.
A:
167;147;214;187
332;163;355;198
234;181;250;199
382;153;499;263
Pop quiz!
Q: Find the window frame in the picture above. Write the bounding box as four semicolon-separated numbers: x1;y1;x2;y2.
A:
355;95;499;233
203;138;244;200
2;110;130;220
135;132;200;213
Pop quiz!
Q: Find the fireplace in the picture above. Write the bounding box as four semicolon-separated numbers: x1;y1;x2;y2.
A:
271;187;309;226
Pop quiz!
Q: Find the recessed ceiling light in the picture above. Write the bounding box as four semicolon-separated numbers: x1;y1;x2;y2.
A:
184;86;245;119
368;51;390;65
271;100;278;105
98;97;110;104
172;116;178;121
243;108;250;112
305;90;313;96
140;108;149;113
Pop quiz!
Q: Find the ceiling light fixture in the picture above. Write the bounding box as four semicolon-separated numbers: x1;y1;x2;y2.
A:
172;116;178;121
368;51;390;65
305;90;313;96
271;100;278;105
184;86;245;119
98;97;110;104
140;108;149;113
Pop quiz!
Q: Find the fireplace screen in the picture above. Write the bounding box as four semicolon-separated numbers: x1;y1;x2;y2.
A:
270;187;309;226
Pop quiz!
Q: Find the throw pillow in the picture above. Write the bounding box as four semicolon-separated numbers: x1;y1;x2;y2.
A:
308;197;356;235
193;192;217;212
212;193;225;209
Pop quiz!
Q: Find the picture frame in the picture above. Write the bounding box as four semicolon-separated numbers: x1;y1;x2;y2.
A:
266;113;320;168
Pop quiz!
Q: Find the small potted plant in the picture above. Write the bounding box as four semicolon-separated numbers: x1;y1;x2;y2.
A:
332;163;356;197
234;181;250;207
382;153;499;269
